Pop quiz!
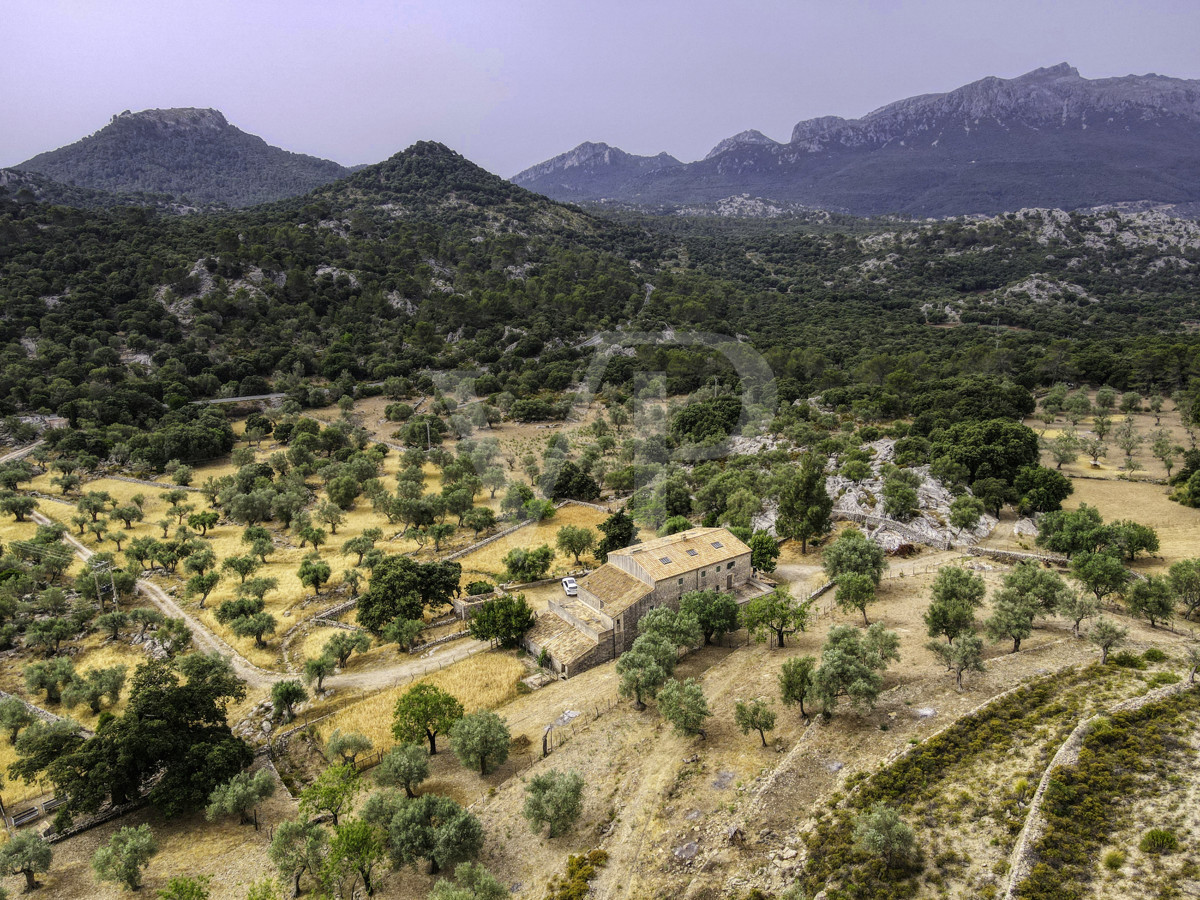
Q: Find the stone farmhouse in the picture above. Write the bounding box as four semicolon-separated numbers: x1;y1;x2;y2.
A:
524;527;770;678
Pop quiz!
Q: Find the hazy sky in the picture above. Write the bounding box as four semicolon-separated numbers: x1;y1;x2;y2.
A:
4;0;1199;177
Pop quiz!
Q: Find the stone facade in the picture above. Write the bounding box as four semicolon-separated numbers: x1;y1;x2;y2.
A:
523;527;753;677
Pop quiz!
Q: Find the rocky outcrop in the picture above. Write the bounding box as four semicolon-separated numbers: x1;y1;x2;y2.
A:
753;439;995;551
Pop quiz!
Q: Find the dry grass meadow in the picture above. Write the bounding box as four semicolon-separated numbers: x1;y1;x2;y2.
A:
318;651;528;754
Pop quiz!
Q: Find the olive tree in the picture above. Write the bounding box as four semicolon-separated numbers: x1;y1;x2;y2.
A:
657;677;712;738
376;743;430;798
0;830;52;891
392;683;464;755
523;769;585;837
92;824;158;891
733;698;776;747
810;623;900;716
448;711;510;775
1090;617;1129;664
206;769;276;827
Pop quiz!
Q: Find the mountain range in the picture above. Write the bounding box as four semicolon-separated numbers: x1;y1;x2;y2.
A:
14;108;351;207
8;63;1200;218
513;64;1200;216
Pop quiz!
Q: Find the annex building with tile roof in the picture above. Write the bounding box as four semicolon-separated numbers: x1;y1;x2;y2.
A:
524;527;769;678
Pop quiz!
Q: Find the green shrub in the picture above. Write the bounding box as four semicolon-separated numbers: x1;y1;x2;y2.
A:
1142;648;1168;663
1103;849;1125;870
1147;672;1181;688
1140;829;1179;854
1109;650;1146;669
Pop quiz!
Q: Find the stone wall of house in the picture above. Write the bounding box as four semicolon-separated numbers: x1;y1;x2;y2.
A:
648;550;752;606
562;641;611;678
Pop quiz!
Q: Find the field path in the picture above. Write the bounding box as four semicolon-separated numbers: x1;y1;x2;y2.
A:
32;511;488;692
0;440;43;465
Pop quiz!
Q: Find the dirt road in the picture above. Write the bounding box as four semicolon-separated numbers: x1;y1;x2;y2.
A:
0;440;43;465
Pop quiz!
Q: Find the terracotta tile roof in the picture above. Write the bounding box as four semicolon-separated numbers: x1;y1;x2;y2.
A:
526;615;598;666
579;564;652;616
612;527;749;582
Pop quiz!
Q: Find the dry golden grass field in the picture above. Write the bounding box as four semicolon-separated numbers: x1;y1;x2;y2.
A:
454;503;610;583
319;651;528;755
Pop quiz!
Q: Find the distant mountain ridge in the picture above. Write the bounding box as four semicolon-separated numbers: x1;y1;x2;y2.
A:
509;141;681;201
513;64;1200;216
703;130;780;160
17;108;351;207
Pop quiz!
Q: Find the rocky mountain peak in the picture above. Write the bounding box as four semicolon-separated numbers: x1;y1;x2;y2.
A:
788;115;848;145
511;142;680;193
1016;62;1081;81
704;129;780;160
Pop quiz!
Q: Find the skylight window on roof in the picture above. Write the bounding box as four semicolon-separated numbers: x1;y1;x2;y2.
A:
660;557;672;564
686;549;699;557
711;541;724;549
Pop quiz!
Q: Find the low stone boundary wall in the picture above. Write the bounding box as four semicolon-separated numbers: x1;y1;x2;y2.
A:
962;546;1146;581
27;491;73;506
1001;680;1194;899
445;499;610;563
807;581;836;601
313;598;359;620
444;518;532;561
311;618;362;633
46;798;149;843
409;630;469;654
965;547;1068;566
103;475;203;492
0;689;92;735
565;499;611;513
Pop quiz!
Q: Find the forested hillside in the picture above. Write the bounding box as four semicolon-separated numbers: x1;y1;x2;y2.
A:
17;108;351;208
1;140;1199;462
